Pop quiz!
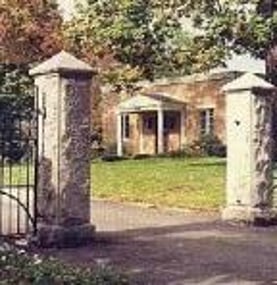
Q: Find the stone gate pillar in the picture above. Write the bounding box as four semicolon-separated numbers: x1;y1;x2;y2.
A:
222;73;276;224
30;51;95;246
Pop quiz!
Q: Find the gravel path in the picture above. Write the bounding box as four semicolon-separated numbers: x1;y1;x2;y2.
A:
47;200;277;285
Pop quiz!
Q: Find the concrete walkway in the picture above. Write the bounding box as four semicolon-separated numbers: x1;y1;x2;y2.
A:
49;200;277;285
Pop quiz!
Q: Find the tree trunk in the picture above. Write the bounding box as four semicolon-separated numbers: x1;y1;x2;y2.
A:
266;44;277;160
266;45;277;85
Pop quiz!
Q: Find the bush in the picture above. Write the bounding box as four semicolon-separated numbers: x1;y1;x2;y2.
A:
170;135;227;158
0;246;128;285
131;153;152;160
102;142;118;156
192;134;226;157
101;154;128;162
208;143;226;157
91;146;105;160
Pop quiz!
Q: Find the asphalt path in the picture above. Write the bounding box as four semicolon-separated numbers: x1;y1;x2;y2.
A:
46;200;277;285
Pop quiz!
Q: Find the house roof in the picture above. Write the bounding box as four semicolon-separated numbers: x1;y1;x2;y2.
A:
29;50;94;76
118;93;185;113
134;71;240;90
222;73;275;92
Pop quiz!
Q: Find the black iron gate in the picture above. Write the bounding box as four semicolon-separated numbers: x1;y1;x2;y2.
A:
0;92;38;237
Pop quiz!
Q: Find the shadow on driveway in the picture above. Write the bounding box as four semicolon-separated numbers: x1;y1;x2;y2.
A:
45;201;277;285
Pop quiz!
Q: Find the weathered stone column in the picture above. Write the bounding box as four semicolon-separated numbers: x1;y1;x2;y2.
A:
222;73;276;224
30;51;95;247
157;108;164;154
117;112;123;156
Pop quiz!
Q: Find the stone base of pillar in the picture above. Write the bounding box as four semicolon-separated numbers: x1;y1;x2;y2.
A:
222;205;277;226
35;223;95;248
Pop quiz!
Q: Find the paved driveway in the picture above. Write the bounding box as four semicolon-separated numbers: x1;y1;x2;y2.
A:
48;200;277;285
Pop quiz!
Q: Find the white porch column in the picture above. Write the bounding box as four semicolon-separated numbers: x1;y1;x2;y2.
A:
139;113;144;154
180;109;186;148
157;108;164;154
117;112;123;156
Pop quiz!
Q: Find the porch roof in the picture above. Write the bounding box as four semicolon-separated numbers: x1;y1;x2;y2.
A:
117;93;185;113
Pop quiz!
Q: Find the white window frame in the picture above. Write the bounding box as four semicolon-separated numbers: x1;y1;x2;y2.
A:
200;108;214;136
122;114;130;140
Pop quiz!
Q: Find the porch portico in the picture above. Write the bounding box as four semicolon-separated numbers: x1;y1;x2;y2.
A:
116;93;186;156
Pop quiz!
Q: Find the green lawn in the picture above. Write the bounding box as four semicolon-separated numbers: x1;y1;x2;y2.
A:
1;157;226;211
1;163;34;185
91;157;226;211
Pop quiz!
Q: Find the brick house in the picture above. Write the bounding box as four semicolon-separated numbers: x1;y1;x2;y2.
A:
101;71;243;156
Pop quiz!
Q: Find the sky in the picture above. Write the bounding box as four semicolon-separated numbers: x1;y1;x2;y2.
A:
57;0;78;20
56;0;265;74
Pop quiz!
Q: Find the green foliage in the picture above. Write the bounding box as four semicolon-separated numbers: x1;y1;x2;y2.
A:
0;0;62;104
0;64;33;94
0;64;35;162
154;135;226;158
0;93;35;162
175;0;276;75
64;0;194;84
0;248;128;285
191;134;227;157
0;0;63;64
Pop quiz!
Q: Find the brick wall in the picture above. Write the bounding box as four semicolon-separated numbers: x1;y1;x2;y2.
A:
101;72;240;155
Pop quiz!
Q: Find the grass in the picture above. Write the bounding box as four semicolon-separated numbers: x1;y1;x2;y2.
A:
2;163;34;186
1;157;226;211
92;157;226;212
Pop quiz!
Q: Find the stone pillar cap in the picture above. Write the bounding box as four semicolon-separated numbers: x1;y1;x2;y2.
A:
29;50;94;76
222;73;275;93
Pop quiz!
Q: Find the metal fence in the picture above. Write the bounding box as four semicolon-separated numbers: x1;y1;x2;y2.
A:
0;93;38;237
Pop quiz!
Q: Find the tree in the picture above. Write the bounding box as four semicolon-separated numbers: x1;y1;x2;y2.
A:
0;0;63;95
63;0;198;143
0;0;63;65
0;1;64;161
175;0;277;157
63;0;193;83
174;0;277;83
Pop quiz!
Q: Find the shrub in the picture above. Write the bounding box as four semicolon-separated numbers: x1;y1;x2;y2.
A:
101;154;127;162
91;146;105;160
102;142;119;156
192;134;226;157
131;153;152;160
0;246;128;285
179;145;204;157
208;143;226;157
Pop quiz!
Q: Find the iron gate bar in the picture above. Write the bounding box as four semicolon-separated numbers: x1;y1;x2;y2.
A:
33;86;39;235
0;91;38;237
0;189;36;232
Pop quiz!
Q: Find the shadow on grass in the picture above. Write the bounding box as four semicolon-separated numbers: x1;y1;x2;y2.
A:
186;159;226;167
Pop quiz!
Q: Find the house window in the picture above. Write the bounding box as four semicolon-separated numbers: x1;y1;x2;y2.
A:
200;108;214;136
122;114;130;139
